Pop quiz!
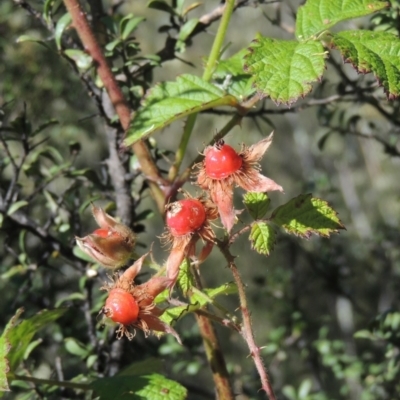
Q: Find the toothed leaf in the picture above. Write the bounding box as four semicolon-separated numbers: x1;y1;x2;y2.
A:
244;37;326;104
295;0;388;40
244;192;270;220
331;30;400;99
271;194;345;238
124;74;239;146
249;222;276;256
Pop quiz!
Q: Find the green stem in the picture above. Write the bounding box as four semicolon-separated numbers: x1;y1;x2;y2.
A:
168;0;236;181
9;373;90;391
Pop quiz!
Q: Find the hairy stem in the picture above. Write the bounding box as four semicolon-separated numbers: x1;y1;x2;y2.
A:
168;0;236;181
217;241;277;400
62;0;167;212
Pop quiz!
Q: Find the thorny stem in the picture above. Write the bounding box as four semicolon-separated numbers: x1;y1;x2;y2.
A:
190;264;235;400
168;0;236;182
217;240;277;400
62;0;167;213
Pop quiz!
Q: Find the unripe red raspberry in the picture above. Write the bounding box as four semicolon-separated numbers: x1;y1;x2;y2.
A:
166;199;206;236
204;141;243;179
104;288;139;326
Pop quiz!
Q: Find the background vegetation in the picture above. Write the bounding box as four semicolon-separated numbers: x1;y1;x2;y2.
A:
1;0;400;399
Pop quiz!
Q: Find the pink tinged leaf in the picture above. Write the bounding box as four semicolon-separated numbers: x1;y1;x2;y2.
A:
211;185;236;232
239;171;283;193
245;132;274;161
141;314;182;344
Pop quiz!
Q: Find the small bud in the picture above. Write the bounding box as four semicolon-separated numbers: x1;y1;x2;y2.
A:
76;205;136;269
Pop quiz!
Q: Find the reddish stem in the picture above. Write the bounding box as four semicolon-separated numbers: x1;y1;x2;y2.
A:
218;241;277;400
63;0;168;212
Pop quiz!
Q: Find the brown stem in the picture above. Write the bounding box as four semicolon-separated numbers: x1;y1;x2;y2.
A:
190;265;235;400
62;0;168;212
217;241;277;400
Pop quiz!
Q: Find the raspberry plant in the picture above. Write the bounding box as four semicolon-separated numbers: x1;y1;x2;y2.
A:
1;0;400;399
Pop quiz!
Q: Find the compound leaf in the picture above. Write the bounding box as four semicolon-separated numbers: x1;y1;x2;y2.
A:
249;222;276;256
295;0;388;40
244;37;326;104
124;74;239;146
271;194;345;238
331;30;400;98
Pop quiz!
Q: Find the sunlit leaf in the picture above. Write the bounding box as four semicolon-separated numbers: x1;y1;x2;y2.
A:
249;222;276;256
296;0;388;40
244;37;326;104
124;74;239;146
271;193;345;238
243;192;270;220
331;30;400;99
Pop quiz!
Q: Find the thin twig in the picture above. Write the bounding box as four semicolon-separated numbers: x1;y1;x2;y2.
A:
217;240;277;400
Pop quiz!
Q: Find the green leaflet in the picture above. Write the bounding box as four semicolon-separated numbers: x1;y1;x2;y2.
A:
270;194;345;238
244;37;326;104
243;192;270;220
249;222;276;256
6;309;67;372
295;0;388;40
124;74;238;146
90;374;187;400
213;49;255;99
331;30;400;98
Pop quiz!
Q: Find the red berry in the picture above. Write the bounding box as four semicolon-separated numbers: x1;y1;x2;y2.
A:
104;288;139;325
93;228;110;238
204;142;243;179
166;199;206;236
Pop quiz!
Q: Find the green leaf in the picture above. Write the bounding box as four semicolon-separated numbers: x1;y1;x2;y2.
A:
244;37;326;104
6;309;67;371
271;193;345;238
64;49;92;70
118;358;162;376
0;309;23;392
64;338;91;358
7;201;28;216
120;14;145;40
213;49;254;99
331;30;400;98
249;222;276;256
243;192;270;220
55;12;72;50
178;18;199;42
124;74;239;146
160;304;196;326
90;374;187;400
177;259;194;296
203;282;237;299
295;0;388;40
147;0;176;15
